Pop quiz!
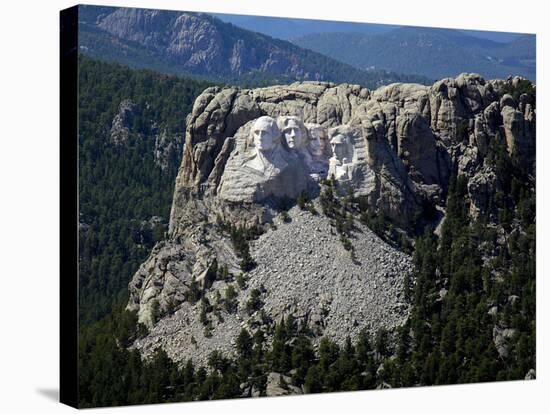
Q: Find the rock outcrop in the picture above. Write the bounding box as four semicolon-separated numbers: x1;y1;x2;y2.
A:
110;99;140;145
154;129;183;171
127;74;535;367
109;100;185;170
98;10;225;75
501;96;536;169
265;373;303;396
94;7;410;87
131;204;412;366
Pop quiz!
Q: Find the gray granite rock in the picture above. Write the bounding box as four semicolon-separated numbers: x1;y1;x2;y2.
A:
127;74;535;369
130;205;412;367
493;326;517;359
265;373;302;396
524;368;536;380
110;99;140;145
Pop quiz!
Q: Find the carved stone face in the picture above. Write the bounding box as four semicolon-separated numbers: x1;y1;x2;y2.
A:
330;133;349;162
252;116;278;152
283;119;303;149
310;135;322;156
307;126;324;157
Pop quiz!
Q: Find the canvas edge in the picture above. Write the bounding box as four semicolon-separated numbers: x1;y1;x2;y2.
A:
60;4;79;409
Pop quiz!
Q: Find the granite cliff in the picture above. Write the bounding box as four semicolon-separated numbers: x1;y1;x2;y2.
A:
126;74;535;367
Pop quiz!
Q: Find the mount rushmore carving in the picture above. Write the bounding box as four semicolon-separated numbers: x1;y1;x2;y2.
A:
128;75;535;345
217;114;365;204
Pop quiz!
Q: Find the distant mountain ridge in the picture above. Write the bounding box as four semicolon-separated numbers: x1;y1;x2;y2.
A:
211;13;398;40
213;13;524;43
292;27;535;80
77;5;430;88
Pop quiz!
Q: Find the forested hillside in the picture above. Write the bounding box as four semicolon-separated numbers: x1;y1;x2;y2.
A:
78;56;212;323
78;5;430;89
293;28;535;80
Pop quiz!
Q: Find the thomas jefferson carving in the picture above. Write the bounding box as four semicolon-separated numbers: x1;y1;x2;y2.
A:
278;116;307;150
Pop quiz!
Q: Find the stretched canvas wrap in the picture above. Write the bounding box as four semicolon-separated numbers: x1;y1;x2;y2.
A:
60;4;536;408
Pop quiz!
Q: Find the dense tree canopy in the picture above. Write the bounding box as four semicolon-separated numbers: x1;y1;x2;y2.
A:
78;56;211;323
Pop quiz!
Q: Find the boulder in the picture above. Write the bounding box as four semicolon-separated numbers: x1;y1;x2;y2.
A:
265;373;302;397
524;369;536;380
493;326;517;359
